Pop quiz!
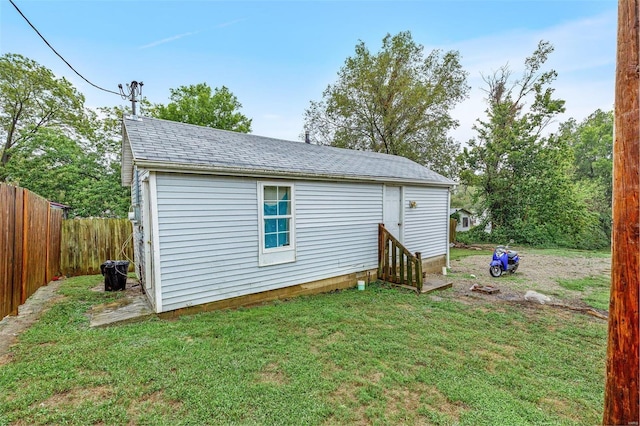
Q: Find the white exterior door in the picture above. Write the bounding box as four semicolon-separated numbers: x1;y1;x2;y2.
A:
383;186;403;241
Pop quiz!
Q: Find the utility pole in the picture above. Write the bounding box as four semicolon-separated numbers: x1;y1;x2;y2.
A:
118;81;144;117
603;1;640;424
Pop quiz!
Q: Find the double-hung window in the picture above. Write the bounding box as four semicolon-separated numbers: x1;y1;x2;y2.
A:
258;182;296;266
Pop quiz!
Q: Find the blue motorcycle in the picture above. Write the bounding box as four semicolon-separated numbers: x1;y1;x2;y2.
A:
489;245;520;277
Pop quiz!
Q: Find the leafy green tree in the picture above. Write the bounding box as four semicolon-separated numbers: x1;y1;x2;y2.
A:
561;109;613;199
304;31;469;177
0;53;86;174
147;83;252;132
4;128;129;217
559;109;613;242
0;54;130;216
461;41;601;247
450;184;482;213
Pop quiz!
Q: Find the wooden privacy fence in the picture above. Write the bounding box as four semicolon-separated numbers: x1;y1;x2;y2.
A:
1;184;62;319
378;223;424;292
60;218;134;276
450;218;457;243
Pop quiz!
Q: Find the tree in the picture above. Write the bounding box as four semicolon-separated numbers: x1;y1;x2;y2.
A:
461;41;599;247
4;128;129;217
147;83;252;133
559;109;613;242
561;109;613;199
0;53;130;217
0;53;86;174
304;31;469;177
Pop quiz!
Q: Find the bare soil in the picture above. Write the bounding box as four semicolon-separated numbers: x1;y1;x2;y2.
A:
440;248;611;310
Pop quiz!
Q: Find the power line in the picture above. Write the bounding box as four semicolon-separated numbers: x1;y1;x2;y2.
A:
9;0;121;96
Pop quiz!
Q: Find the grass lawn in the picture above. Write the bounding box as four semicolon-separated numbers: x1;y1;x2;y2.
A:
450;247;491;261
557;276;611;311
523;247;611;259
0;267;607;425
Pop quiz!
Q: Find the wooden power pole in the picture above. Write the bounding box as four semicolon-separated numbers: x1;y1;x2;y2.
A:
603;1;640;424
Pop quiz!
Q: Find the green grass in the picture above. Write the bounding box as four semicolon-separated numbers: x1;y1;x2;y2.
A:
524;247;610;258
451;245;610;260
450;247;490;261
557;276;611;311
0;275;607;425
449;244;611;261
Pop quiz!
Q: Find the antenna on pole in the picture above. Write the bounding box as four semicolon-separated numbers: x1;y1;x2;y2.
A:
118;81;144;119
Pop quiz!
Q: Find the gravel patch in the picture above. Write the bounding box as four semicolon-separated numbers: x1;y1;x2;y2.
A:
445;249;611;308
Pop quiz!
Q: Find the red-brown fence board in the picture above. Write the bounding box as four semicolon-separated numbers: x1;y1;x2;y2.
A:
47;208;63;282
12;187;24;315
0;184;17;317
22;190;50;303
0;184;62;319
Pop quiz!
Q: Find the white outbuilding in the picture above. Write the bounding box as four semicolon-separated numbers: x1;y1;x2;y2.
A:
121;116;454;315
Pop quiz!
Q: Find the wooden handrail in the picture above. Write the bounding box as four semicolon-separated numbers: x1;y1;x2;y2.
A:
377;223;423;292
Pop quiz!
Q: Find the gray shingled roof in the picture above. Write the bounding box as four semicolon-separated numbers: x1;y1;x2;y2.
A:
122;116;455;186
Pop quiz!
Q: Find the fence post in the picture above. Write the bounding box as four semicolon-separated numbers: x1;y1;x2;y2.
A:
45;202;51;284
449;218;457;243
378;223;382;279
415;252;423;293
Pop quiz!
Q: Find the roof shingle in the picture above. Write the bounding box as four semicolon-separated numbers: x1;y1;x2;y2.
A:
122;116;455;186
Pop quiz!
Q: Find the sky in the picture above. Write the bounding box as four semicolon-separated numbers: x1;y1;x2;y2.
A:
1;0;617;144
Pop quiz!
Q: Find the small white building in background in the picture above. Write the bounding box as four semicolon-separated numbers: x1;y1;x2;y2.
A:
121;116;455;314
450;208;474;232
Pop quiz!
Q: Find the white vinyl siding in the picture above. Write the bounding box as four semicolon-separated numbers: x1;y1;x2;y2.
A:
154;174;383;312
403;186;449;258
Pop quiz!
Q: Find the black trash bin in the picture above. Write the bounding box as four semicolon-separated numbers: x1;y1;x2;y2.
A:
100;260;129;291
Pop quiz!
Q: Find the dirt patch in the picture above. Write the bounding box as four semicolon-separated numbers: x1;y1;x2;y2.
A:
369;371;384;383
538;396;582;422
384;387;422;415
127;389;184;421
31;385;113;409
327;381;368;425
446;251;611;310
256;362;289;385
326;373;468;424
419;384;469;422
324;331;345;344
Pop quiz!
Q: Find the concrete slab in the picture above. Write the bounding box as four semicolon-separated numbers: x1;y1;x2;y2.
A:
88;283;155;328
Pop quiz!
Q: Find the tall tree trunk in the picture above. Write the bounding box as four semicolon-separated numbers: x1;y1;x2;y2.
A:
603;1;640;424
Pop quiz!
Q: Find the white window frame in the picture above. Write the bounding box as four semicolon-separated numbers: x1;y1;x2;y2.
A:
257;181;296;266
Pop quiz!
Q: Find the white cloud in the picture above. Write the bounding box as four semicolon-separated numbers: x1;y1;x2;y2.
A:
137;18;244;49
216;18;246;28
139;31;199;49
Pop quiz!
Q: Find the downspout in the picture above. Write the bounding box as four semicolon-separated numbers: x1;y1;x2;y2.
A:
446;187;451;269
